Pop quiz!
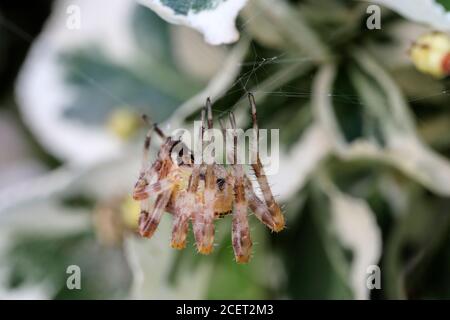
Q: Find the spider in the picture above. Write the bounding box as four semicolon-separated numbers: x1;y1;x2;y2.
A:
132;93;285;263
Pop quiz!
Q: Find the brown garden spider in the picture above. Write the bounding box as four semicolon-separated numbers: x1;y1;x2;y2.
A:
132;93;285;263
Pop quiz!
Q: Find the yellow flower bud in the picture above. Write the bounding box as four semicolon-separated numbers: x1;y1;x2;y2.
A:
120;195;141;230
410;32;450;78
107;108;141;140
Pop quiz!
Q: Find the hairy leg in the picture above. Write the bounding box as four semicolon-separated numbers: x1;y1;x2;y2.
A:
171;158;201;249
194;99;216;254
134;122;160;231
134;117;171;198
138;131;178;238
243;175;279;231
139;190;172;238
134;138;177;211
133;173;181;201
229;112;252;263
247;93;285;232
134;123;155;195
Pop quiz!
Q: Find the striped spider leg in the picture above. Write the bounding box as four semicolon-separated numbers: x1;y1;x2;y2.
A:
227;111;253;263
139;138;181;238
245;93;285;232
133;119;162;233
171;165;200;249
132;119;182;238
192;100;216;254
219;94;285;263
171;110;204;250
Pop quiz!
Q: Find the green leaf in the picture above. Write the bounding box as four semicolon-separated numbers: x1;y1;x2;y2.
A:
277;190;353;299
3;232;132;299
132;5;173;63
139;0;248;45
384;187;450;299
204;217;273;299
436;0;450;11
160;0;224;14
59;49;196;125
315;174;382;300
361;0;450;32
124;230;211;299
252;0;331;61
313;54;450;197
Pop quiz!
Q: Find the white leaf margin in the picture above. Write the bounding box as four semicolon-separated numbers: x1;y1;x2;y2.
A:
125;231;212;299
313;62;450;197
273;124;332;201
138;0;248;45
15;0;139;166
0;153;209;299
362;0;450;32
315;170;382;300
329;190;382;300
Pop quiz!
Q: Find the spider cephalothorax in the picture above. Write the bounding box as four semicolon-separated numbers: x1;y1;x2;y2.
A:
133;93;285;263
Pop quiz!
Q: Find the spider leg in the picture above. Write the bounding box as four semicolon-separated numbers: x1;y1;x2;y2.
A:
139;190;172;238
171;121;203;249
133;136;176;200
141;123;154;172
134;121;162;229
171;195;193;250
139;137;178;238
142;114;166;139
133;173;181;201
134;116;168;196
133;122;155;196
171;168;200;249
247;93;285;232
219;116;234;165
243;175;278;231
139;197;151;234
137;164;163;233
193;99;216;254
229;112;252;263
168;107;202;250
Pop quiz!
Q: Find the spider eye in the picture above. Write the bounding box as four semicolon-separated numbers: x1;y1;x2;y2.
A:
216;178;226;191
